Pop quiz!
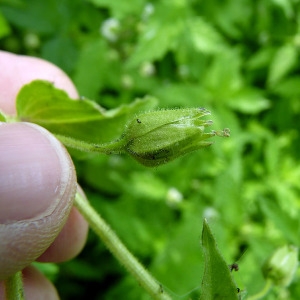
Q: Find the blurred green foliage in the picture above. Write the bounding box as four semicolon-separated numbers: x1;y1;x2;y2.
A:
1;0;300;299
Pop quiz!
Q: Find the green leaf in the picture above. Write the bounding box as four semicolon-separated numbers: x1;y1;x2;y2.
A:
0;111;7;122
271;77;300;98
268;43;298;86
200;219;239;300
73;40;121;100
41;35;78;74
203;49;243;99
32;262;59;282
187;17;225;54
271;0;294;18
127;21;183;68
0;11;11;38
126;2;185;67
246;47;275;70
150;208;205;297
16;80;157;145
228;88;271;114
1;0;57;34
153;83;210;107
88;0;144;18
260;198;299;246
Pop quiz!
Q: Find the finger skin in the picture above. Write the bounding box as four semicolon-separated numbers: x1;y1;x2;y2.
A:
0;50;78;115
0;51;89;285
37;188;88;263
0;122;77;280
0;266;59;300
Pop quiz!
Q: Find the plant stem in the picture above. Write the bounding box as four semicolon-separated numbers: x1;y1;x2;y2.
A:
55;134;126;154
74;192;172;300
4;271;24;300
247;279;272;300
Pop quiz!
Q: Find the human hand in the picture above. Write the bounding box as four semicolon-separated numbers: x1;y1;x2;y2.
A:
0;51;89;299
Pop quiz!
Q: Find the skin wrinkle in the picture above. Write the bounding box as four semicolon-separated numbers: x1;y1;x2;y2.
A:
1;208;66;278
0;123;77;280
0;167;76;280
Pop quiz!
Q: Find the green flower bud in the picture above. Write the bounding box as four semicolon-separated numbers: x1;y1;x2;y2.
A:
121;108;230;167
262;245;298;287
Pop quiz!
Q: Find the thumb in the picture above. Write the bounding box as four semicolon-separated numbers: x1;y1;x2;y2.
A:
0;122;76;280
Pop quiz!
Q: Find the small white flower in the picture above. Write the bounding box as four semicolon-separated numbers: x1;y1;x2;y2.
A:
121;75;134;89
144;28;156;41
178;65;190;78
24;32;40;49
166;187;183;207
203;207;219;221
101;18;120;42
142;3;154;20
293;34;300;47
140;62;156;77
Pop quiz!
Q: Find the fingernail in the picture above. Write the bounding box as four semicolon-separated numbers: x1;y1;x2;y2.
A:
0;122;75;223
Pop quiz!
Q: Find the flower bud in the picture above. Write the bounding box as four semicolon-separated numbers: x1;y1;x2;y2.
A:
262;245;298;287
121;108;230;167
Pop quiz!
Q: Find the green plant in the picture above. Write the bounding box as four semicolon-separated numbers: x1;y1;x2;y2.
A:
2;79;231;299
2;79;298;300
1;0;300;299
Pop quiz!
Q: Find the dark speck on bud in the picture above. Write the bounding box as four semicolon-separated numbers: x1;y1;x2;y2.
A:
120;108;230;167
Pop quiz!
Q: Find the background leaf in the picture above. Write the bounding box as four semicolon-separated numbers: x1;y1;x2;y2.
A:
0;11;10;38
267;43;298;86
200;219;239;300
0;111;7;122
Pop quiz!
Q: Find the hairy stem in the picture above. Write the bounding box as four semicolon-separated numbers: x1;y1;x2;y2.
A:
55;134;126;154
4;271;24;300
74;192;172;300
